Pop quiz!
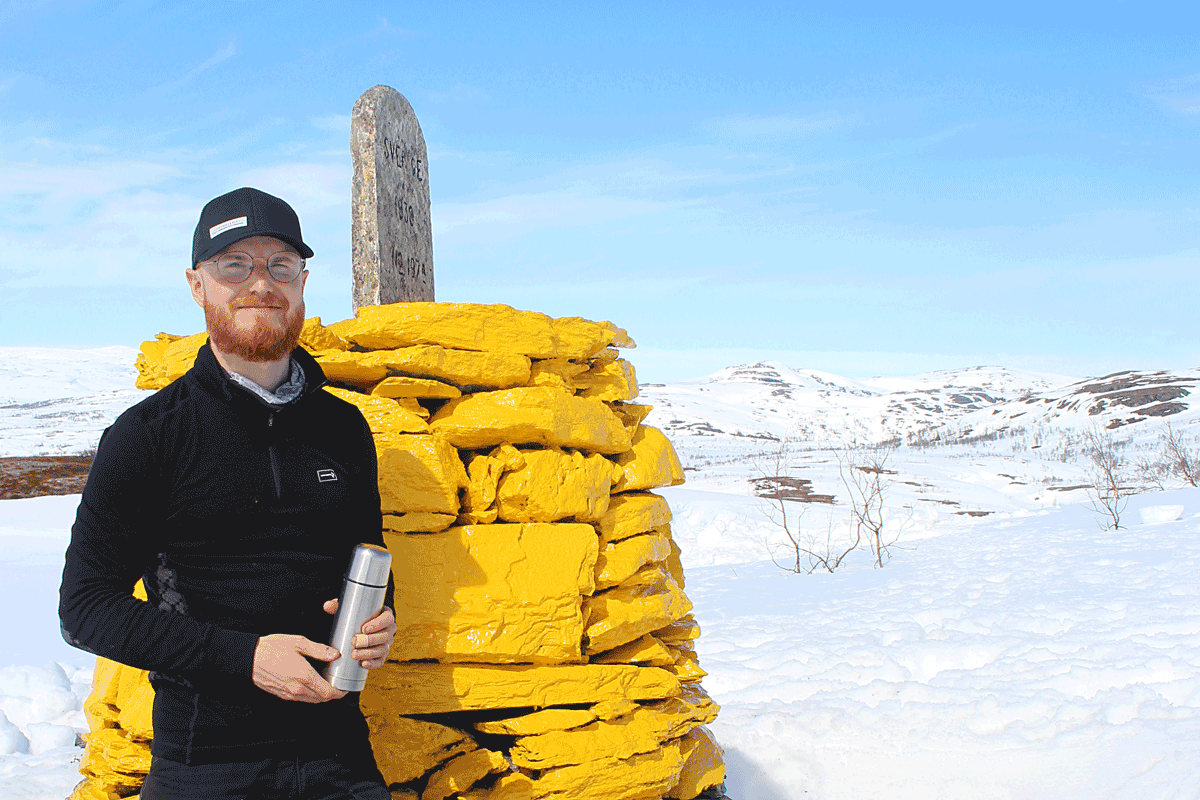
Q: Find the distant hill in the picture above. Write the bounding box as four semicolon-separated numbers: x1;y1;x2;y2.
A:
641;361;1200;455
4;348;1198;461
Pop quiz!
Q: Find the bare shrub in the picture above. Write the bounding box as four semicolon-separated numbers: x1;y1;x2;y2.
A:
1135;455;1168;491
1085;424;1128;530
1161;422;1200;487
755;439;858;574
837;443;899;568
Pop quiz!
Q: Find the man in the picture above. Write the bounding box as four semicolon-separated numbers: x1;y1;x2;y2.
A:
60;187;396;800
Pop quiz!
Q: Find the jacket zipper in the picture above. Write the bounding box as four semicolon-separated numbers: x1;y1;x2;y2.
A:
267;412;283;500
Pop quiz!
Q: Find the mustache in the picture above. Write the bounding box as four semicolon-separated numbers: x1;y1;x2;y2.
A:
231;292;287;309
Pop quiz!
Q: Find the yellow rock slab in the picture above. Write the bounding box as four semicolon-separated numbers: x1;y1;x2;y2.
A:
575;358;639;402
666;726;726;800
584;565;693;654
653;615;701;645
667;538;685;589
384;512;457;533
461;446;522;519
397;396;431;419
371;345;531;389
324;387;428;434
530;741;684;800
475;708;597;737
361;663;680;715
315;350;390;387
362;711;474;785
422;748;510;800
383;523;597;664
612;426;686;493
608;402;653;436
81;728;151;779
462;773;534;800
67;778;124;800
472;697;641;738
134;331;205;390
593;697;640;721
591;634;676;668
430;388;631;454
330;303;616;359
591;347;620;365
300;316;349;352
595;532;673;591
601;322;636;350
457;507;499;525
373;375;462;399
510;687;717;769
115;677;153;741
665;646;708;683
596;493;672;545
82;658;122;733
376;435;467;515
528;359;590;392
495;449;616;523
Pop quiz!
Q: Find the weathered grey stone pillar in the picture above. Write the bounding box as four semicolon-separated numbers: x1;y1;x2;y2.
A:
351;85;434;309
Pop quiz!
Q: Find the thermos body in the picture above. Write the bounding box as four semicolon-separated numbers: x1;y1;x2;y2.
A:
323;543;392;692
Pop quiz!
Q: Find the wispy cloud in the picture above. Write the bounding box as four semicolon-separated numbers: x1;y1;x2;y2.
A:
235;162;350;212
0;139;193;289
703;111;853;142
311;115;351;134
150;41;238;95
1141;71;1200;115
434;191;682;242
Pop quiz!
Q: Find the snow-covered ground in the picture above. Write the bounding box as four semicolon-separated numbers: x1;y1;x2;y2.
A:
0;347;149;457
3;352;1200;798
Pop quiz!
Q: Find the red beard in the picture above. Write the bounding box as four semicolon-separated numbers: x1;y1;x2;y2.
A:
205;291;305;362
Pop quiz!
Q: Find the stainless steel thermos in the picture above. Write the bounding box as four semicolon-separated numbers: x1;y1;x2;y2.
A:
323;543;392;691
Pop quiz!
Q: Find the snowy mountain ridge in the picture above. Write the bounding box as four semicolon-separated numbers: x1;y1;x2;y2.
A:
641;360;1200;451
3;347;1199;461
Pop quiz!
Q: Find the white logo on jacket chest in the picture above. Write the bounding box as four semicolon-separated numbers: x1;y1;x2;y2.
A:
317;469;338;483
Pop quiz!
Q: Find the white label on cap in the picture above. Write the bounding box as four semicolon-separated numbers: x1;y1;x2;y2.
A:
209;216;248;239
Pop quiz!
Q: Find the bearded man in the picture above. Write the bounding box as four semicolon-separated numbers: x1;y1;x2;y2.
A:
60;188;395;800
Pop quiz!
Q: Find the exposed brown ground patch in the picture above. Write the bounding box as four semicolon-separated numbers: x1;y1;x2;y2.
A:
0;456;93;500
751;475;836;504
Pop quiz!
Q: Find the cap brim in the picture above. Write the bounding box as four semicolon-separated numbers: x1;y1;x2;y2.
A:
194;228;314;265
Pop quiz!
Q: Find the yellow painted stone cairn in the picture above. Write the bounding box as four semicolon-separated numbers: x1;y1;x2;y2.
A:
75;303;723;800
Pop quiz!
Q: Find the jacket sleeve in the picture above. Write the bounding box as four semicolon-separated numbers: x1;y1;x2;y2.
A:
59;413;260;678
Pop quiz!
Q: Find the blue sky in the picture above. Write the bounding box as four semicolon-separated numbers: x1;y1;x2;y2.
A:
2;2;1198;382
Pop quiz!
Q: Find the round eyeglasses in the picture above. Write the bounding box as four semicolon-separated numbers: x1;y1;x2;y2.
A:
197;252;306;284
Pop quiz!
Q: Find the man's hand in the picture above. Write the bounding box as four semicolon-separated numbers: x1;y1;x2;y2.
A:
251;634;348;703
323;599;396;670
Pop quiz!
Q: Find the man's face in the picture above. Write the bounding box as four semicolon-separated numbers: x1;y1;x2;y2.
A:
186;235;308;362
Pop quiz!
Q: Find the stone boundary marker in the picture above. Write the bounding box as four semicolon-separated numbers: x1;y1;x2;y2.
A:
352;85;435;309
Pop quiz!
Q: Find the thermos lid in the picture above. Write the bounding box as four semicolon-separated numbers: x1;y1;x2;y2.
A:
346;543;392;587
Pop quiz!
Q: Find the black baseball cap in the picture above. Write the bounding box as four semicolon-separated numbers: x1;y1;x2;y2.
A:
192;187;315;266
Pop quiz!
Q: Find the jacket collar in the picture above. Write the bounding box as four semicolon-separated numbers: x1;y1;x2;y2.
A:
191;341;329;408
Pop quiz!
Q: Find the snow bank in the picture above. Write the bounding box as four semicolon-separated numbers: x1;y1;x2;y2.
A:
693;490;1200;799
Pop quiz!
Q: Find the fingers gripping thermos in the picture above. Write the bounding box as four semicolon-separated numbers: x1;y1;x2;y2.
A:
323;543;392;691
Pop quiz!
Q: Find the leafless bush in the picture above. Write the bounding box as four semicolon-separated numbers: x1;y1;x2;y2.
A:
1135;456;1168;491
1085;424;1128;530
837;443;899;568
1161;422;1200;487
756;439;858;574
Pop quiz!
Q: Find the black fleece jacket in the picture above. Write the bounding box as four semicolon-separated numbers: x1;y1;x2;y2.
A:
59;343;386;765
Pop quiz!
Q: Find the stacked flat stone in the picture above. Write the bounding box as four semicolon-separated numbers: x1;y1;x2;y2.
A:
72;303;724;800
